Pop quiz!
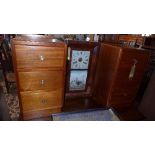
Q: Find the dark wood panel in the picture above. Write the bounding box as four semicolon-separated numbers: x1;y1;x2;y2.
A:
93;43;150;109
93;44;122;106
108;48;150;106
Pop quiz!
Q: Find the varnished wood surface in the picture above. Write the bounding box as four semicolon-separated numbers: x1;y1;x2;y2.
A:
23;107;61;120
18;71;63;91
11;36;67;120
15;45;65;69
12;35;65;47
93;43;150;109
20;90;63;112
93;44;122;106
108;48;150;107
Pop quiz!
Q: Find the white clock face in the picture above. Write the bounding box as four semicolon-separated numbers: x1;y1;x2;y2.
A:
69;70;87;91
71;50;90;69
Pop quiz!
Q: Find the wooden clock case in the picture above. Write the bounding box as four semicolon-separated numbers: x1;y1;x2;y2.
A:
65;40;99;99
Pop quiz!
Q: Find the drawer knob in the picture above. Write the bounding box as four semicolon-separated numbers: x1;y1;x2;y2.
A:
40;80;45;85
39;55;44;61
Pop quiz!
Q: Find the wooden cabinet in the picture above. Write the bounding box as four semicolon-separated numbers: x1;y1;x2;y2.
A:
11;36;67;120
93;43;150;109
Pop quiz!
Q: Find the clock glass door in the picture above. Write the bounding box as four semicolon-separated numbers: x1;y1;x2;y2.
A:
69;50;91;91
71;50;90;69
69;70;87;91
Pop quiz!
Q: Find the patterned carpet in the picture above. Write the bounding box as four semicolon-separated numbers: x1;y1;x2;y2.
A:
0;81;20;120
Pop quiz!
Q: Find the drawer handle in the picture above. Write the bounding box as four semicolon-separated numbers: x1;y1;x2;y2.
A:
41;99;48;104
129;59;138;80
40;80;45;86
39;55;44;61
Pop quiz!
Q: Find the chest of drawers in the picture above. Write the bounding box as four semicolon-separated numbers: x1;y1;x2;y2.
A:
11;38;67;120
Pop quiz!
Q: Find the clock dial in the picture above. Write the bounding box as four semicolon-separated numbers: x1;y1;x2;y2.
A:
69;70;87;91
71;50;90;69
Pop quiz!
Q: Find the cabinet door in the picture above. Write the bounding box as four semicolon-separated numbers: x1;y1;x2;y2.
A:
108;48;150;107
93;44;122;106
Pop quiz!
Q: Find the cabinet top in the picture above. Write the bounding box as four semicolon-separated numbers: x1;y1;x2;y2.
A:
11;35;65;47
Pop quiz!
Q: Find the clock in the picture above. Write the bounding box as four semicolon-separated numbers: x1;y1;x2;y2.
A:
65;40;99;96
71;50;90;69
69;70;88;91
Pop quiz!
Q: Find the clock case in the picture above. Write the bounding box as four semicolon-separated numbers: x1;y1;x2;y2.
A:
65;40;99;99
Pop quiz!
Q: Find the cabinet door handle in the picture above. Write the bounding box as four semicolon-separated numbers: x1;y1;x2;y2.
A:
39;55;44;61
67;47;71;61
129;59;138;80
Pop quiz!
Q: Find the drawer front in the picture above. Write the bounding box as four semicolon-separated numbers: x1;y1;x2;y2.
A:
15;45;65;69
18;71;63;91
20;90;63;112
23;107;61;120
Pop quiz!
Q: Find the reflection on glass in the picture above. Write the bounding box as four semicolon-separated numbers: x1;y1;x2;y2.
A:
69;70;87;91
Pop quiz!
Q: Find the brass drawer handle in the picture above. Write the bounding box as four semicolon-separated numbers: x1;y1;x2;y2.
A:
40;80;45;86
41;99;48;104
129;59;138;80
39;55;44;61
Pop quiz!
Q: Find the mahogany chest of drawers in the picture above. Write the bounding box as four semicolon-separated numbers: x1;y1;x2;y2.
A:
93;43;150;109
11;37;67;120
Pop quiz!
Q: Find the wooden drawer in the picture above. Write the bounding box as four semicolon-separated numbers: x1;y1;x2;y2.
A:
23;107;61;120
18;71;63;91
15;45;65;69
20;90;63;112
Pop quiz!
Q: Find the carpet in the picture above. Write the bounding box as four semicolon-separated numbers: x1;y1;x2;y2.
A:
0;81;20;120
52;109;120;121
